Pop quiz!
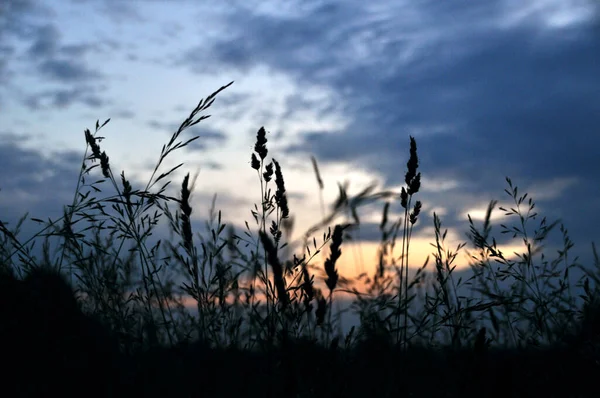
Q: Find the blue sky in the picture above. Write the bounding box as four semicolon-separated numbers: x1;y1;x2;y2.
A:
1;0;599;289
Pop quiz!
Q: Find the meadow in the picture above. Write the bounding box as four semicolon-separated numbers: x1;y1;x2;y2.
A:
1;81;599;397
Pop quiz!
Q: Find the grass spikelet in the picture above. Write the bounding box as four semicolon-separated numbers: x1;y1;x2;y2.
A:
251;127;268;170
324;225;344;293
272;159;289;220
179;173;193;254
259;230;289;310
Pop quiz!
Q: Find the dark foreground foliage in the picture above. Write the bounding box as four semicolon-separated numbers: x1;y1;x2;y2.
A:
0;269;598;398
0;266;121;397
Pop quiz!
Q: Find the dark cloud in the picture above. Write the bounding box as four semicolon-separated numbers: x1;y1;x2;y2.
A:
27;24;61;57
277;22;600;191
112;109;136;119
0;44;15;85
0;2;108;109
147;120;163;130
91;0;145;24
81;94;105;108
37;58;99;83
0;132;81;229
60;43;99;58
179;2;357;78
176;0;600;268
201;161;223;170
23;87;107;110
182;1;598;178
0;0;48;85
0;0;52;40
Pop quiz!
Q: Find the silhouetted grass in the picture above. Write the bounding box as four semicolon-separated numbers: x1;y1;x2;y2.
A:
1;81;599;397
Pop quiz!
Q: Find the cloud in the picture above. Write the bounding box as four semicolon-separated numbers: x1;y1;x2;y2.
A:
27;24;60;58
0;1;110;109
23;86;106;110
0;0;49;84
0;131;81;226
177;0;598;187
37;58;100;83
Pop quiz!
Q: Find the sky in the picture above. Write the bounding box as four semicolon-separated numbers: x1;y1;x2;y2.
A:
1;0;599;309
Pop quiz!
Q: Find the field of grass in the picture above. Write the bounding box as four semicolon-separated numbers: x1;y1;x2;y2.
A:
1;81;599;397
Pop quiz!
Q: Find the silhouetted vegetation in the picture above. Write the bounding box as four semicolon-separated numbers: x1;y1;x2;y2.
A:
0;265;121;396
1;81;599;397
